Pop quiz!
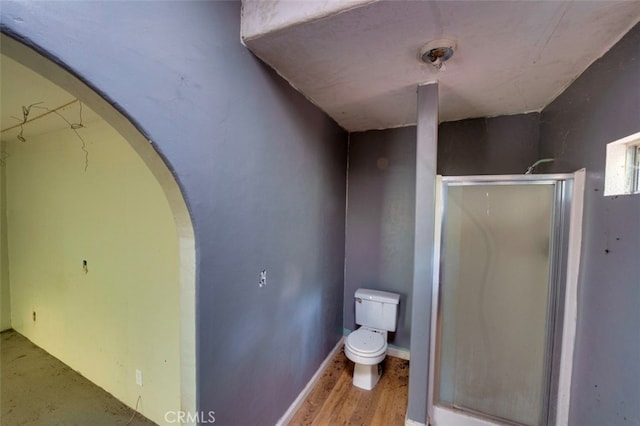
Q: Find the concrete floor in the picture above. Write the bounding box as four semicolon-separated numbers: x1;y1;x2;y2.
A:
1;330;156;426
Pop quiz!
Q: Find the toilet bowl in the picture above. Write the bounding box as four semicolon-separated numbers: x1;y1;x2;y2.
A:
344;327;387;390
345;327;387;363
345;288;400;390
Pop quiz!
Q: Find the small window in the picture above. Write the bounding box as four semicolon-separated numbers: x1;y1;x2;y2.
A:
604;131;640;196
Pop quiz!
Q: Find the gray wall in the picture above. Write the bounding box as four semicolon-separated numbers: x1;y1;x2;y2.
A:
344;113;541;351
407;83;440;424
0;2;347;425
539;23;640;426
439;112;541;175
344;127;416;348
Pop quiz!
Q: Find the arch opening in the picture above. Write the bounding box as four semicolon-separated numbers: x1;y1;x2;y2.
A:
0;33;196;425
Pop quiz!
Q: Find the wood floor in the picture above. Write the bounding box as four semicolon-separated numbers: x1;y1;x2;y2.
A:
288;348;409;426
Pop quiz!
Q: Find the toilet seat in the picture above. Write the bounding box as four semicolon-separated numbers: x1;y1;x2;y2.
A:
345;328;386;358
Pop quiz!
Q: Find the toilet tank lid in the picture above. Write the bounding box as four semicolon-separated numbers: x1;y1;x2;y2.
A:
355;288;400;304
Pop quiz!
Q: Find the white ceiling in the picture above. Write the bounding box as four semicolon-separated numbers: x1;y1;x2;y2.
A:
1;54;100;143
243;0;640;132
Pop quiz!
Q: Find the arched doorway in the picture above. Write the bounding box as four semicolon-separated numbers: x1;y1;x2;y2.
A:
0;33;196;424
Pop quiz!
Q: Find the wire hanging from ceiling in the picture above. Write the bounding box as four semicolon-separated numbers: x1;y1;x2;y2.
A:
31;102;89;172
9;102;43;142
1;99;90;172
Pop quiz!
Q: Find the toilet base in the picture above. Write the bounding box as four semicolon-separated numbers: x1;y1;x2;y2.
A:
352;362;382;390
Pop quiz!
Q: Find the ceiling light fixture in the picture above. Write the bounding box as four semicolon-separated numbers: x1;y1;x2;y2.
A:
420;39;456;72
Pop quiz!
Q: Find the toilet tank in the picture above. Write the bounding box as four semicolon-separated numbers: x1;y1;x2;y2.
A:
354;288;400;332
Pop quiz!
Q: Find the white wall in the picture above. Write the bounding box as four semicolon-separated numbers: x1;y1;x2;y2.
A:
0;141;10;331
5;118;181;425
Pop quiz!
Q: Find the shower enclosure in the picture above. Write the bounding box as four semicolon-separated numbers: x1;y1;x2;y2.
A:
428;173;584;426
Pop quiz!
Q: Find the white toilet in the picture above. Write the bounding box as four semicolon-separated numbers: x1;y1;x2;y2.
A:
344;288;400;390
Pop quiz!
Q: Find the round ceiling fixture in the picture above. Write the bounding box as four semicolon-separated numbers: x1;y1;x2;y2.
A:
420;39;457;71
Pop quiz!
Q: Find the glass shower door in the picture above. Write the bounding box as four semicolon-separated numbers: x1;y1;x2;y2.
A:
431;177;567;426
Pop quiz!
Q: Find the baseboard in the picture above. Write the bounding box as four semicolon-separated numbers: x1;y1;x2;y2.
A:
405;415;427;426
276;337;344;426
387;345;410;360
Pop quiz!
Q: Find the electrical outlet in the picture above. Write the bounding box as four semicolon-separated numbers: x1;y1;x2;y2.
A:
259;270;267;288
32;311;36;322
136;369;143;386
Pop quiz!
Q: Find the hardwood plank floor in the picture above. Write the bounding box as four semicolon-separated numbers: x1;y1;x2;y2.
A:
288;348;409;426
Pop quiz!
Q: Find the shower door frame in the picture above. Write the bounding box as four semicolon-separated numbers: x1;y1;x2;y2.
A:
427;171;585;426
